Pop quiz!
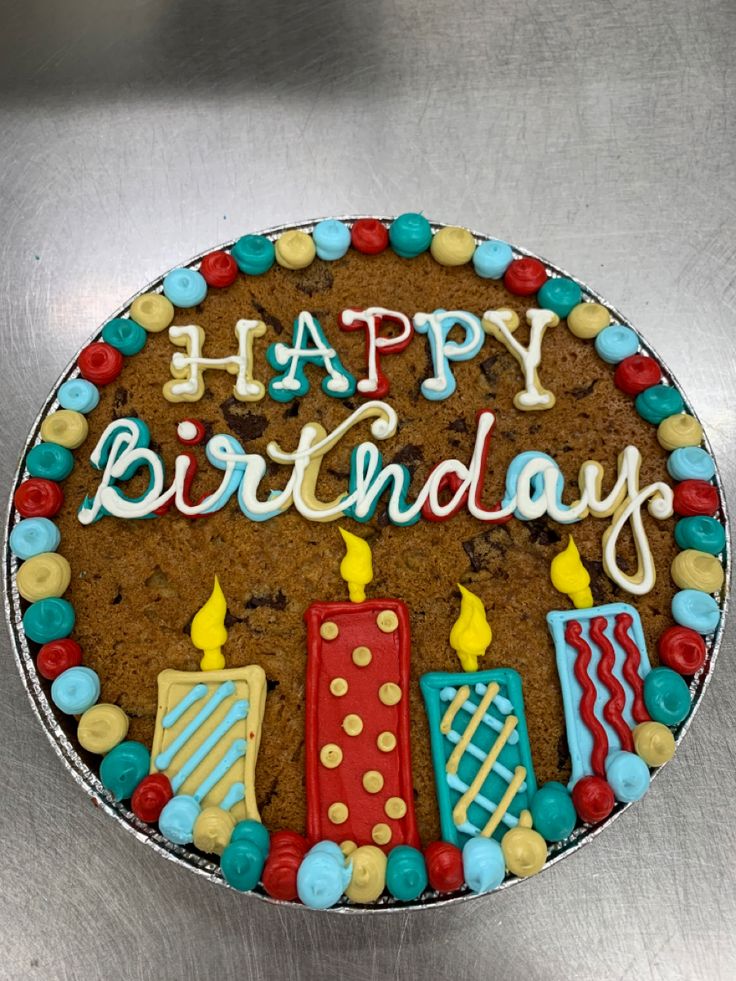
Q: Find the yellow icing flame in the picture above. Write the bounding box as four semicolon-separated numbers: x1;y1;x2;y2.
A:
191;576;228;670
449;584;492;673
339;528;373;603
550;536;593;609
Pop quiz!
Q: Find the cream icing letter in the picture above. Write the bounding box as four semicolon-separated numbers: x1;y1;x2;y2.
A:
482;308;559;410
163;320;268;403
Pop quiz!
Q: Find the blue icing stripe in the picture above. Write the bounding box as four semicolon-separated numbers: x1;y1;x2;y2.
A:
193;739;247;802
667;446;716;482
155;681;236;770
162;682;208;728
220;782;246;811
170;701;249;793
594;325;639;364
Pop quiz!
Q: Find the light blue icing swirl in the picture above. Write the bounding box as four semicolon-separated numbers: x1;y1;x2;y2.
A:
297;842;352;909
667;446;716;482
462;836;506;893
312;219;351;260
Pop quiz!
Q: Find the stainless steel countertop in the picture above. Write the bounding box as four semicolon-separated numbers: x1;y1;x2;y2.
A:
1;2;735;979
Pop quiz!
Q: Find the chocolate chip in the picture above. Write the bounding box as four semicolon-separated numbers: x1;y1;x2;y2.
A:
462;526;512;572
224;610;245;627
526;519;562;546
480;354;500;385
390;444;423;473
266;678;280;693
219;397;269;441
284;401;300;419
447;418;468;433
250;297;285;335
113;387;129;410
570;379;599;400
111;589;123;606
245;590;287;611
294;264;334;296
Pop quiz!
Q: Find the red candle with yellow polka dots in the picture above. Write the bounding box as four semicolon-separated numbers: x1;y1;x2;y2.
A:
304;529;420;851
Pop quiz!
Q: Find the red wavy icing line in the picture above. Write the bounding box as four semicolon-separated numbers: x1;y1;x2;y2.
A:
589;616;633;752
566;620;609;777
614;613;651;724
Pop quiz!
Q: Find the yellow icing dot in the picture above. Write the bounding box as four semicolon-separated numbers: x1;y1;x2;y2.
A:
320;743;343;769
671;549;724;593
657;414;704;451
385;797;407;819
378;683;402;706
40;409;89;449
352;646;372;667
343;713;363;736
77;703;129;755
377;731;397;752
320;621;339;640
340;840;357;858
275;230;316;270
567;302;610;338
376;610;399;633
362;770;384;793
16;553;71;602
345;845;387;903
371;823;392;846
501;824;547;877
330;677;348;697
430;226;476;266
193;806;236;856
328;802;349;825
130;292;174;333
633;721;676;766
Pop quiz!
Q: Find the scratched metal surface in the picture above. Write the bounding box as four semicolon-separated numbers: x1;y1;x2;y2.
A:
1;1;735;979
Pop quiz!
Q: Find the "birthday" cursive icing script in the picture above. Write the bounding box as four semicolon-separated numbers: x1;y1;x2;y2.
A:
78;402;673;596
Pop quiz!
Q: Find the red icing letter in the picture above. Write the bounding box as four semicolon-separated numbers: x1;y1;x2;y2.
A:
339;307;414;397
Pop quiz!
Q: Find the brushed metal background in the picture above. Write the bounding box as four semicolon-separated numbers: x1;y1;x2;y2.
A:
1;1;734;978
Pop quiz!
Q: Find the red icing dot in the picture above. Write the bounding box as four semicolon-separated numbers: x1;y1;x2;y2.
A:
425;841;464;893
131;773;173;823
571;776;615;824
673;480;719;517
262;830;308;901
351;219;389;255
78;342;124;385
14;478;64;518
36;638;83;680
503;257;547;296
658;625;706;675
200;251;238;288
613;355;662;396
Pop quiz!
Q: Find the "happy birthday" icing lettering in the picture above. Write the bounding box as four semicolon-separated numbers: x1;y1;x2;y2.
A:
78;403;673;596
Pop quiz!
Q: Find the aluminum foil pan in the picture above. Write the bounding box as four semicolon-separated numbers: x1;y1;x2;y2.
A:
4;217;731;912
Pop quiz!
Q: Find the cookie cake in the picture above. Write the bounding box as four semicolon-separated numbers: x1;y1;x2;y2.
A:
5;215;729;908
